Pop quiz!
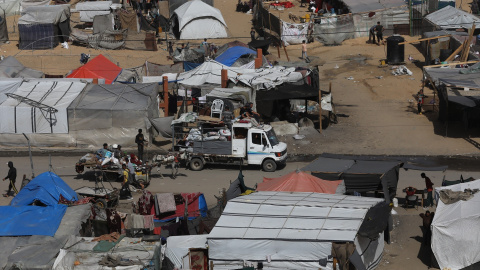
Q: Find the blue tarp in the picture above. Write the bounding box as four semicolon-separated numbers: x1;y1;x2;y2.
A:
183;61;202;71
215;46;256;67
0;204;68;236
11;171;78;206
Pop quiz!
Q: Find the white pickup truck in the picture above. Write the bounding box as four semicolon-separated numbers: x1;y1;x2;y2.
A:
176;120;287;172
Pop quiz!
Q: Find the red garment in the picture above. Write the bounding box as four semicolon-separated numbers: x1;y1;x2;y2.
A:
153;227;162;235
129;154;142;165
138;190;154;215
425;177;433;192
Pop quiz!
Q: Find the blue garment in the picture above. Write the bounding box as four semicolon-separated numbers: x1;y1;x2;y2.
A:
11;171;78;207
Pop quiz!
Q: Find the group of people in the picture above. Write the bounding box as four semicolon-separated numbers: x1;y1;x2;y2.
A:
405;172;434;209
368;21;385;46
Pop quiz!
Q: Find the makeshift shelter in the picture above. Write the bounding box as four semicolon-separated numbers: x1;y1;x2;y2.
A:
214;40;249;57
302;157;401;203
226;170;255;201
154;192;208;221
76;1;112;23
257;170;344;194
171;0;228;39
67;54;122;84
214;46;257;67
0;172;77;237
67;83;160;147
208;191;388;270
18;5;71;50
164;235;209;269
424;6;480;30
432;179;480;270
0;79;87;134
0;0;20;16
0;56;43;78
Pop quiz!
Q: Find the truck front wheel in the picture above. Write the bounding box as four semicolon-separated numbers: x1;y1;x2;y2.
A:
190;158;204;171
262;159;277;172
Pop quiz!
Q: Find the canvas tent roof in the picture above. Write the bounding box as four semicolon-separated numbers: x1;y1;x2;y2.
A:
18;4;70;24
432;179;480;270
76;1;112;22
174;0;226;31
165;235;208;269
208;191;385;269
341;0;406;13
67;54;122;84
215;46;256;67
257;170;343;194
176;60;304;90
425;6;480;29
0;56;44;78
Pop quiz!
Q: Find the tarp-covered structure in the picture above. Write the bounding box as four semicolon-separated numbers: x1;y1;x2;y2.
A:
302;157;401;203
432;179;480;270
0;172;77;237
208;192;386;270
214;46;256;67
0;0;20;16
18;5;71;50
67;54;122;84
164;235;208;269
257;170;344;194
171;0;228;39
424;5;480;29
0;56;43;78
76;1;112;23
68;83;160;147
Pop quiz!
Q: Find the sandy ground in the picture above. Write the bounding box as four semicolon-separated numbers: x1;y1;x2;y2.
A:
0;0;479;269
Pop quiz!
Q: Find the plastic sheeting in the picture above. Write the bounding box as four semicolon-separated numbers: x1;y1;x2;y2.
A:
67;54;122;84
173;0;226;32
0;204;68;236
432;179;480;270
215;46;256;67
76;1;112;23
342;0;406;13
165;235;208;269
425;5;480;29
0;0;20;16
257;170;343;194
282;21;309;46
0;79;87;134
11;171;78;207
18;4;70;24
0;56;44;78
208;192;385;270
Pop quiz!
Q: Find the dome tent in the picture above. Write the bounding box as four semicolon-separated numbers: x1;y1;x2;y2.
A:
171;0;228;39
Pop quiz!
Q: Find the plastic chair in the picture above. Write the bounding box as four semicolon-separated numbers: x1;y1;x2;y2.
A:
211;99;224;119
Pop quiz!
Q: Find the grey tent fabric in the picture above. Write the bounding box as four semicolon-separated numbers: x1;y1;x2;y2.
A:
150;116;174;138
301;157;355;180
0;56;44;78
18;5;70;24
93;14;113;35
424;6;480;29
145;61;184;76
402;162;448;171
342;0;406;13
0;14;8;44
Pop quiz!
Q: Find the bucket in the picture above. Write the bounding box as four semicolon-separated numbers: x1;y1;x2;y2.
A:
393;198;399;208
379;59;386;65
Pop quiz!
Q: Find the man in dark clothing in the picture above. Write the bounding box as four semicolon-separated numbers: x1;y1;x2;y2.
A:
368;25;376;44
250;27;256;41
375;21;384;45
419;210;434;245
422;172;434;208
3;161;17;197
135;129;146;163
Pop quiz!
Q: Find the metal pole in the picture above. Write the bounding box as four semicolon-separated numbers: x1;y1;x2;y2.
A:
22;133;35;179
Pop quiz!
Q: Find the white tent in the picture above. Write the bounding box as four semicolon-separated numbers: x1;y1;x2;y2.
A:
432;179;480;270
0;79;87;134
75;1;112;23
208;191;385;270
165;235;208;269
175;60;305;90
172;0;228;39
425;5;480;29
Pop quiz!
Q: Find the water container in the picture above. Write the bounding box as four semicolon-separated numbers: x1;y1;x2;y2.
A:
393;197;399;208
386;35;405;65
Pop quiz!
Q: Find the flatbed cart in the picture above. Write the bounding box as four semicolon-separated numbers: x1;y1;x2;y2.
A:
75;170;120;209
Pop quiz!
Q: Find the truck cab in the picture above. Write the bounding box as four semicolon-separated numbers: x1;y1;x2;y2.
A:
232;121;287;172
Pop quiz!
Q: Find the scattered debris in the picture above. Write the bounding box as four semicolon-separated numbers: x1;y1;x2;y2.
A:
347;76;354;80
293;134;305;140
391;65;413;76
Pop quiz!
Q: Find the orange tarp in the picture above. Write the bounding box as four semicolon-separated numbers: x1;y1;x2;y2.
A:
67;54;122;84
257;171;342;194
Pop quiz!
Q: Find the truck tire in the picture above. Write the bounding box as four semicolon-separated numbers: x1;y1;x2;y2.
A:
262;159;277;172
190;158;204;171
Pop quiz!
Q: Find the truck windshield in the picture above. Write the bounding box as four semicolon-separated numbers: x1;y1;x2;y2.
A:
266;129;279;146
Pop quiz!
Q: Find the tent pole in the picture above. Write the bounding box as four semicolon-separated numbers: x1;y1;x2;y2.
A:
163;76;169;116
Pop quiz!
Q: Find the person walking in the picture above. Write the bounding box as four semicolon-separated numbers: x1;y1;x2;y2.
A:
250;27;256;41
135;129;146;163
417;89;425;115
301;40;308;60
421;172;434;208
368;25;376;44
375;21;384;45
3;161;17;197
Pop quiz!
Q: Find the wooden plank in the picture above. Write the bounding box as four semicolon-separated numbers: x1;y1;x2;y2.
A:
423;60;480;68
461;24;476;62
445;43;464;62
398;35;451;45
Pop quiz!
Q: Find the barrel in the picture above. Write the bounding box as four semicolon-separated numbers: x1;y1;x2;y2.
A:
386;35;405;65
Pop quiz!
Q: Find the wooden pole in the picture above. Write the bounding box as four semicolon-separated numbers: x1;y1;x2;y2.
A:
93;78;98;84
423;60;480;68
255;48;263;68
221;69;228;88
277;43;281;58
282;41;290;62
163;76;169;116
398;34;451;45
445;43;464;62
